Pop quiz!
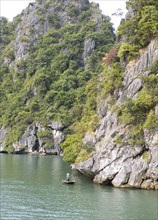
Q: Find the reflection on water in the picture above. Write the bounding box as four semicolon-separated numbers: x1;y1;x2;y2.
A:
0;154;158;220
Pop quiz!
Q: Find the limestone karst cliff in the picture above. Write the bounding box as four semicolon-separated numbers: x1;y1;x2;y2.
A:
72;38;158;190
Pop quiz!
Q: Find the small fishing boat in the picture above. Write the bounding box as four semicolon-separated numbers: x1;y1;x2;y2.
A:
62;179;75;184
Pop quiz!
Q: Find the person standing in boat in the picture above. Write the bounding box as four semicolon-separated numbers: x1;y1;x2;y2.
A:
66;173;70;181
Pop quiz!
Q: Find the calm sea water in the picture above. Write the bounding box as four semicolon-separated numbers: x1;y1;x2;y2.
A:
0;154;157;220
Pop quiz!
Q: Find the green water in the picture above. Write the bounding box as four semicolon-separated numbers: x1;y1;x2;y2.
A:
0;154;157;220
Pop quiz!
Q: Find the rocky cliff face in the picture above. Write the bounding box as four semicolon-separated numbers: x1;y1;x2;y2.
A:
0;121;64;154
73;38;158;190
9;0;101;63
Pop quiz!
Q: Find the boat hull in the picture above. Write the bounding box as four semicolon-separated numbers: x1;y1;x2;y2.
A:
62;180;75;184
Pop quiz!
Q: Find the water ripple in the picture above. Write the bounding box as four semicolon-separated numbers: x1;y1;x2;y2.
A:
1;154;157;220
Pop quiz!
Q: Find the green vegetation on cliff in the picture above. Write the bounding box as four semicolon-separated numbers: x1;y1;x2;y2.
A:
118;0;158;60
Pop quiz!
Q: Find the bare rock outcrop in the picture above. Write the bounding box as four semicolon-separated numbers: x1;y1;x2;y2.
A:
0;126;8;152
0;121;64;155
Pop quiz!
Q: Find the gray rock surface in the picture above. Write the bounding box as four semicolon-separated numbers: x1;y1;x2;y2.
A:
82;38;95;69
48;121;64;131
0;126;8;152
82;38;95;59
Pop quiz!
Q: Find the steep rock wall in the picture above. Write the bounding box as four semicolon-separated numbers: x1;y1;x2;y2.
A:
73;39;158;190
